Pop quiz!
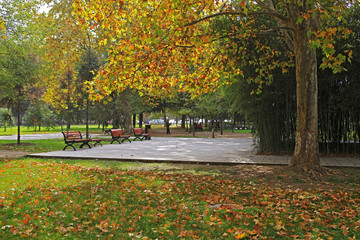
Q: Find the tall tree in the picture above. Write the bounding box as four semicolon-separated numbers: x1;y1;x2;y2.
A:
73;0;353;173
76;48;101;138
39;0;99;130
0;0;40;144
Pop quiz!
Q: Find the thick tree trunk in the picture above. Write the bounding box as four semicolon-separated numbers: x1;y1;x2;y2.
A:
290;27;321;172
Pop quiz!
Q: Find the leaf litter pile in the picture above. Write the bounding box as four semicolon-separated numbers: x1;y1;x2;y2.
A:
1;159;359;239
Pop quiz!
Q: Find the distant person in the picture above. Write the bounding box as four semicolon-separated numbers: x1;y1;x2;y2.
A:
198;123;203;131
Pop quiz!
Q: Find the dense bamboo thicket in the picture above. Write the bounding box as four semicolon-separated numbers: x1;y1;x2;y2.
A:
229;68;360;155
318;75;360;155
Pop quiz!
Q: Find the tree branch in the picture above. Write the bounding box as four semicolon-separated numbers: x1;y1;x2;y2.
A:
185;9;288;27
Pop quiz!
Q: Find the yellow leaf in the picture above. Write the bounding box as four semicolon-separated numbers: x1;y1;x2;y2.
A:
235;232;246;239
275;220;285;230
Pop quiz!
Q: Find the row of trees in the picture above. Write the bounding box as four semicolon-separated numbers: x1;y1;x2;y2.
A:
0;0;358;173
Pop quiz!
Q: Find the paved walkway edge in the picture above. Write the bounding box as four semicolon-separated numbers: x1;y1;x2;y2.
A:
28;153;360;168
24;137;360;168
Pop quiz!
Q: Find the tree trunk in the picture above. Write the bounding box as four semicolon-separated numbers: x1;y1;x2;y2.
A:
181;114;186;128
289;26;321;172
86;98;89;139
133;114;136;128
232;112;235;133
17;100;21;145
220;116;223;135
125;115;131;133
162;109;167;127
139;112;143;128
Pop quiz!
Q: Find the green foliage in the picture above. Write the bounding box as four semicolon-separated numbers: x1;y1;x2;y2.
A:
195;90;231;120
23;102;58;131
77;48;101;84
317;2;360;154
226;70;297;153
0;108;13;131
0;0;42;144
0;41;38;104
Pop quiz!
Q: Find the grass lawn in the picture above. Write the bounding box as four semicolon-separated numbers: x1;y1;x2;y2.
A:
1;158;360;239
0;128;359;238
0;138;113;153
0;125;106;136
0;124;251;136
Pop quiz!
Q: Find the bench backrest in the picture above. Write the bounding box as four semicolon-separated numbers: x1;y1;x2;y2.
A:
62;131;82;141
133;128;144;135
110;129;124;137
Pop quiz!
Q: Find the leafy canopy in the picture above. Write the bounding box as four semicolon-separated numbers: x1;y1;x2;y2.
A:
72;0;353;99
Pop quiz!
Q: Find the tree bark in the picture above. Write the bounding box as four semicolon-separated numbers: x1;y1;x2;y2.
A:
139;112;143;128
181;114;186;128
86;98;89;139
17;100;21;145
162;109;167;127
289;25;321;172
133;114;136;128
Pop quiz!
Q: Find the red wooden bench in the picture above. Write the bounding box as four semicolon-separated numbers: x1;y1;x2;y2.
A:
110;129;131;144
133;128;150;141
62;131;102;151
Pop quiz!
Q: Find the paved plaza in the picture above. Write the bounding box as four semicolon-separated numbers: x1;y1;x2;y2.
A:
26;137;360;168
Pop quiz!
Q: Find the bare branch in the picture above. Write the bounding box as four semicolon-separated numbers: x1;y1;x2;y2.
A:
258;0;294;51
253;0;277;14
185;10;288;27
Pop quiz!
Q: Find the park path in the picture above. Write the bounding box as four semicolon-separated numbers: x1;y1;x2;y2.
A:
0;133;62;140
26;137;360;168
1;133;359;167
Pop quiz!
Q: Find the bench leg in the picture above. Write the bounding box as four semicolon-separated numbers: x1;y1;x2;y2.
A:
133;137;141;141
63;144;76;151
121;138;131;143
111;138;121;144
79;143;92;149
94;141;102;147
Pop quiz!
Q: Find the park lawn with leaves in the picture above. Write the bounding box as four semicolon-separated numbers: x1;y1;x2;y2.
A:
1;158;359;239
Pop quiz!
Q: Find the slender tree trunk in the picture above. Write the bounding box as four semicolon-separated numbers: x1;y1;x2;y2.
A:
289;26;321;172
220;116;223;135
86;98;89;139
139;112;143;128
17;100;21;145
133;114;136;128
232;112;235;133
162;109;167;128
